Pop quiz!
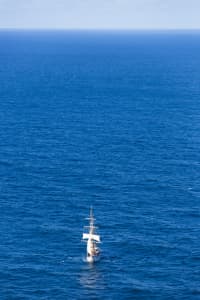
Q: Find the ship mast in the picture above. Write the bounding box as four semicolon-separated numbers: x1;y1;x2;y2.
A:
89;206;95;235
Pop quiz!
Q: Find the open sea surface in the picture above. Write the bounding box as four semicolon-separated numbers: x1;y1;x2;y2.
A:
0;30;200;299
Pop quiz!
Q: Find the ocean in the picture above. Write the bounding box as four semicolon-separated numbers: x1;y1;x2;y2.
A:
0;30;200;299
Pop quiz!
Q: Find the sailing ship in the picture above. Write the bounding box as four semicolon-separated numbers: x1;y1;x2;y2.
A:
82;207;101;262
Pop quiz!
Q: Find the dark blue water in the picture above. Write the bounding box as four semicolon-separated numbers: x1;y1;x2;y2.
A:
0;30;200;299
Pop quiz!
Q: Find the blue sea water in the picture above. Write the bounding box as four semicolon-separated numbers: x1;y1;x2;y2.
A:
0;30;200;299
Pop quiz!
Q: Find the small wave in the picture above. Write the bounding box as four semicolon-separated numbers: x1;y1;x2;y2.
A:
0;159;13;167
191;288;200;295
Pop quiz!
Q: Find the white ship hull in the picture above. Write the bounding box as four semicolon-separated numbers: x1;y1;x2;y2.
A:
86;254;100;263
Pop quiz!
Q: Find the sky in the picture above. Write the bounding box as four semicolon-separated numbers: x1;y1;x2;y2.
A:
0;0;200;29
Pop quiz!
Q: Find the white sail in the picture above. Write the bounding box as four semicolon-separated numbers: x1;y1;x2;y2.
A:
91;234;100;242
82;233;89;240
83;233;100;242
